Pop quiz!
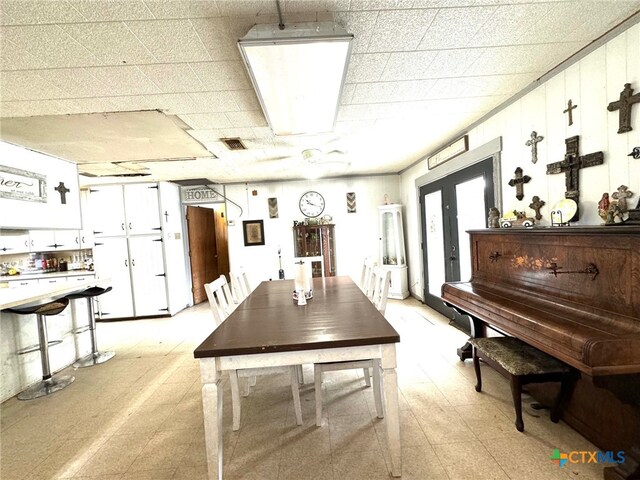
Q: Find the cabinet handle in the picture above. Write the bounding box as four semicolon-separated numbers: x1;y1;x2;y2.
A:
131;259;135;266
31;240;34;246
124;259;128;267
75;237;79;244
121;223;125;231
24;240;29;247
128;222;132;230
81;236;85;244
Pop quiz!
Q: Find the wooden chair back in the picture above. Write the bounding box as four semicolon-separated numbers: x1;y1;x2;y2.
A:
360;257;377;297
370;268;391;315
230;271;251;303
204;275;234;326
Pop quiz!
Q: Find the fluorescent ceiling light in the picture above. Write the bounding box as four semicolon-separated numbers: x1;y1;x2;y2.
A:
238;22;353;136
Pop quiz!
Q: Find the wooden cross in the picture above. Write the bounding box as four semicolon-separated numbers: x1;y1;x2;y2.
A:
546;136;604;222
525;130;544;164
563;99;577;126
54;182;70;204
508;167;531;201
607;83;640;133
529;195;545;220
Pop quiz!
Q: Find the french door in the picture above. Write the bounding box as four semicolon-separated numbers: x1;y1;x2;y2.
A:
420;158;494;330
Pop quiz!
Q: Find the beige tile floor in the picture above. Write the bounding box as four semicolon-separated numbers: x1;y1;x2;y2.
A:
1;297;605;480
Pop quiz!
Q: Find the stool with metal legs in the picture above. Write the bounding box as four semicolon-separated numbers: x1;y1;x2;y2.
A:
66;286;115;368
5;298;75;400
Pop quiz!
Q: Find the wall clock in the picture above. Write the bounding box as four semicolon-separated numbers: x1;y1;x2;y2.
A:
299;191;325;217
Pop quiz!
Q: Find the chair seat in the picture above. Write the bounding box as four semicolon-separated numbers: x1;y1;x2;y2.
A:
66;286;112;300
6;298;69;316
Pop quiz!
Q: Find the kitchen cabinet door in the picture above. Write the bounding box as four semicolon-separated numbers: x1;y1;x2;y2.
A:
0;231;30;255
28;230;80;251
128;235;168;316
87;186;126;237
93;237;134;319
79;189;94;248
123;184;161;235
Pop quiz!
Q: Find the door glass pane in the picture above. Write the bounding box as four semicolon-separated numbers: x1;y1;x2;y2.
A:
425;191;445;297
381;212;397;265
455;176;486;281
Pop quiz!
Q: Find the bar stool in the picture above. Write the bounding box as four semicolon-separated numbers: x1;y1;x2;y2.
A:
5;298;75;400
67;286;115;368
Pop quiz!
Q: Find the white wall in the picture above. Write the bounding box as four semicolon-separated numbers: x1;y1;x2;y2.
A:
401;22;640;300
223;175;400;288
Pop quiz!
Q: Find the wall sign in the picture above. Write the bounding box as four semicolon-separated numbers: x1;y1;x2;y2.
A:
180;186;224;204
0;165;47;203
427;135;469;170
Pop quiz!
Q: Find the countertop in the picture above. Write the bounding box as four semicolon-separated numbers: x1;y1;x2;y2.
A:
0;277;109;310
0;270;95;281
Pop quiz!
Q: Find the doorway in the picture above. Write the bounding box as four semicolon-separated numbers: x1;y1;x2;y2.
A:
186;205;230;304
419;157;495;330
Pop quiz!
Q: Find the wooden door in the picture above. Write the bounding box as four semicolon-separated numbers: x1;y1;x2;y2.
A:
187;206;218;304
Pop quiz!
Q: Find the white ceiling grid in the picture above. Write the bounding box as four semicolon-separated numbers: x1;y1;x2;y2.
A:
0;0;639;182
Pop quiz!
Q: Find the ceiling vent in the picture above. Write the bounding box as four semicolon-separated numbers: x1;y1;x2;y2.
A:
221;138;247;150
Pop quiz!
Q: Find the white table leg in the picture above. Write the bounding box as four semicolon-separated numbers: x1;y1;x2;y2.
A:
201;360;223;480
381;344;401;477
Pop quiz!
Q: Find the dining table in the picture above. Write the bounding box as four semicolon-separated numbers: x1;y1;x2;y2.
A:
194;275;402;479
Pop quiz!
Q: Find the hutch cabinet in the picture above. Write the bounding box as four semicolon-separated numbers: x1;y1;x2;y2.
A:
293;224;336;277
379;204;409;299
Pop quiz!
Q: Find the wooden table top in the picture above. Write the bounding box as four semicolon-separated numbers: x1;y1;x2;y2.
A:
194;276;400;358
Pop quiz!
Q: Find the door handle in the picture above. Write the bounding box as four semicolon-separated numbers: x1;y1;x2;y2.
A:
449;245;457;261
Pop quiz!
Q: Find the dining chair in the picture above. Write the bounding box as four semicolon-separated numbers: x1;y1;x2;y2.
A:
204;275;303;431
314;267;391;426
359;257;377;298
230;270;251;304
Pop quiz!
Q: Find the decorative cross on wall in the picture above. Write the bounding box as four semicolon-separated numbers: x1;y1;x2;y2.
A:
612;185;634;212
546;136;604;222
54;182;70;204
529;196;546;220
508;167;531;201
525;131;544;164
563;99;578;126
607;83;640;133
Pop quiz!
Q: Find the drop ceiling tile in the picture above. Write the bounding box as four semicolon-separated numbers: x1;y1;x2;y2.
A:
191;18;240;62
351;80;436;103
230;90;261;111
107;95;155;111
142;0;222;19
216;1;278;17
334;10;378;54
69;0;154;21
418;6;497;50
126;19;211;63
468;3;553;47
0;102;27;117
37;68;114;98
380;51;438;81
367;9;437;52
226;110;267;128
346;53;390;83
426;74;532;99
279;12;319;23
138;64;204;93
424;48;486;78
143;93;199;114
190;61;251;91
185;129;223;144
61;22;158;65
0;71;67;101
336;104;373;121
251;126;273;139
350;0;414;11
179;113;233;130
0;38;49;70
3;25;99;68
0;99;65;116
85;66;162;95
517;3;590;44
0;1;87;25
466;45;557;76
340;84;356;104
284;0;349;13
187;92;240;113
52;97;117;115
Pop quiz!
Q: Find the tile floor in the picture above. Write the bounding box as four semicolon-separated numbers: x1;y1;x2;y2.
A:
1;297;605;480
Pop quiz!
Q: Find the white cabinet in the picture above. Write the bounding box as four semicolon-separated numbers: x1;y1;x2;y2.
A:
28;230;81;252
79;189;94;249
89;182;187;319
379;204;409;299
88;184;161;237
0;231;30;255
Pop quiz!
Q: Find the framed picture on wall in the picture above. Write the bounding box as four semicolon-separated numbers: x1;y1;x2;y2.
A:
243;220;265;246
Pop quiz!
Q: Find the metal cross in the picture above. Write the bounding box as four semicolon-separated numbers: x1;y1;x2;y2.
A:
508;167;531;201
563;99;577;126
54;182;70;204
607;83;640;133
546;136;604;222
525;131;544;164
529;195;546;220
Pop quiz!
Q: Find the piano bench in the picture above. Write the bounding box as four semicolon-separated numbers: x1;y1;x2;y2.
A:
469;336;575;432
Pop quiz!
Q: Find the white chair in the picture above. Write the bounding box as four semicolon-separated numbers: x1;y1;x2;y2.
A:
314;267;391;426
359;257;377;298
230;270;251;304
204;275;303;431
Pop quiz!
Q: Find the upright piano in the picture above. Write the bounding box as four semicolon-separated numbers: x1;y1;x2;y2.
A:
442;226;640;480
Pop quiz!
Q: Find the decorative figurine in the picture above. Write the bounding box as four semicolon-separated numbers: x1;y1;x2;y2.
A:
546;135;604;222
525;131;544;164
607;83;640;133
628;147;640;159
597;193;610;223
508;167;531;200
606;201;623;225
612;185;634;213
529;196;545;220
488;208;501;228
